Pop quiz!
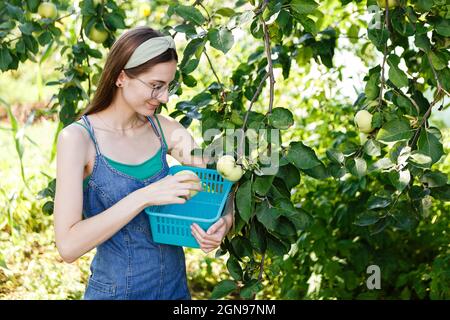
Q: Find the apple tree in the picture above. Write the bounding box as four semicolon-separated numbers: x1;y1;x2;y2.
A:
1;0;449;299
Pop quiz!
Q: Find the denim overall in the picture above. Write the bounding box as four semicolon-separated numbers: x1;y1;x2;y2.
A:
80;115;191;300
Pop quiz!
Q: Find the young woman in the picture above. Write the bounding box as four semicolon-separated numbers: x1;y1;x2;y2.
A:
54;26;235;300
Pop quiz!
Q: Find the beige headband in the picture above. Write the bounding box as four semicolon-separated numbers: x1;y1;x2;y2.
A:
124;35;176;69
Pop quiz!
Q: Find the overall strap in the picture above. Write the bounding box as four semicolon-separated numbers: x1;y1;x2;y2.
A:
146;115;167;150
81;115;101;155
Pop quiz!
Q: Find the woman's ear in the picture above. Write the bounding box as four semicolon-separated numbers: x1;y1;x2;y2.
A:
116;70;127;87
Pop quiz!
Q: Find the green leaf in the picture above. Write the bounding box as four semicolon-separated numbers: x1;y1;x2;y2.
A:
23;35;38;54
240;279;263;299
104;12;126;30
174;23;197;38
364;139;381;157
181;58;200;74
267;234;290;256
409;152;432;167
431;184;450;201
210;280;237;300
268;107;294;129
429;51;447;71
354;210;384;227
417;129;444;165
347;158;367;177
182;74;197;87
286;209;311;231
391;209;415;231
286;141;321;170
326;149;345;164
236;180;253;223
275;163;300;189
302;163;330;179
391;10;415;37
42;201;54;215
38;31;52;46
180;37;206;68
414;34;430;52
215;8;235;17
367;196;391;210
175;5;206;26
435;18;450;37
19;22;38;35
389;65;409;88
227;257;243;281
253;175;275;196
256;201;281;231
389;170;411;192
208;28;234;54
249;221;267;254
347;24;359;44
387;55;409;88
414;0;433;11
420;171;448;188
273;217;297;238
275;199;311;231
231;236;253;258
0;47;13;71
368;27;389;50
396;94;418;116
290;0;318;15
371;112;382;129
377;118;413;143
365;72;380;100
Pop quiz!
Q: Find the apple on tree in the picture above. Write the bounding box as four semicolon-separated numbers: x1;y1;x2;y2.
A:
174;170;201;199
354;110;374;134
38;2;58;19
216;155;244;182
88;25;109;44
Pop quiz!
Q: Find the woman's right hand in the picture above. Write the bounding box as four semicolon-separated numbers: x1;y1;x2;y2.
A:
138;173;203;207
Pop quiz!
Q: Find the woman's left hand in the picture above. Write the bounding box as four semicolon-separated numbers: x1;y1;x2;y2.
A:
191;218;230;253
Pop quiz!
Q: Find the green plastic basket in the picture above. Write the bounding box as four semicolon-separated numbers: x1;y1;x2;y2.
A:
144;165;234;248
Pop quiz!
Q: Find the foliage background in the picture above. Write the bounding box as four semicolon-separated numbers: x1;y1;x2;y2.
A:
0;0;449;299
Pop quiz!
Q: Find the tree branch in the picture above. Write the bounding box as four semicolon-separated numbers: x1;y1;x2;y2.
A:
204;50;223;88
242;73;270;130
253;0;269;16
409;92;442;149
378;3;390;110
409;51;450;148
260;16;275;114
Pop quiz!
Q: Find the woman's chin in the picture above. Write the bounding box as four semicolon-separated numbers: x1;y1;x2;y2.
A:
139;107;157;116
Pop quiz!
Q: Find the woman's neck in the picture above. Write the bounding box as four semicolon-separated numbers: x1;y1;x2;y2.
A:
96;103;146;131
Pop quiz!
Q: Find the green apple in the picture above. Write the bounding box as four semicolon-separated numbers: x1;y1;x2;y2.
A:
354;110;374;134
174;170;201;198
38;2;58;19
217;155;244;182
88;26;108;44
377;0;398;9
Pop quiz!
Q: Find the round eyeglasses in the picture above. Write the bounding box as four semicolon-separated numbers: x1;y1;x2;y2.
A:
130;76;180;99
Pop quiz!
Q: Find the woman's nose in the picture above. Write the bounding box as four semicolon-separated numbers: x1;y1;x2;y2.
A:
158;89;169;104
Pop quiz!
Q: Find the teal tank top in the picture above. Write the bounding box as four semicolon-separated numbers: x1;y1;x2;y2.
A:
74;115;168;189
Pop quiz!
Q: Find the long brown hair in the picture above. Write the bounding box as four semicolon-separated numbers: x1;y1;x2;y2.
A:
82;26;178;116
